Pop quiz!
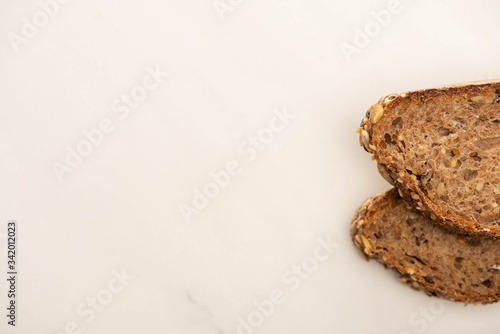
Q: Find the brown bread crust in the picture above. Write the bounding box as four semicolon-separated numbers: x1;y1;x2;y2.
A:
351;188;500;305
358;80;500;238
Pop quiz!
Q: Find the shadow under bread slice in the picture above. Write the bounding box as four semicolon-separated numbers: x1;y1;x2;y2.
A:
351;188;500;305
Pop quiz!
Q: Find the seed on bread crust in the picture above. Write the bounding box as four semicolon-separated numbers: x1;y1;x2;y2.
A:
360;235;373;254
369;103;384;124
383;95;398;105
471;95;496;105
377;164;395;186
361;130;370;148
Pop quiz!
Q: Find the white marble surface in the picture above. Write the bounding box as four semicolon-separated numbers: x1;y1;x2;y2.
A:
1;0;500;333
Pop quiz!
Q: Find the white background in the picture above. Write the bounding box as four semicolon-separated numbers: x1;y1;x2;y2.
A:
1;0;500;333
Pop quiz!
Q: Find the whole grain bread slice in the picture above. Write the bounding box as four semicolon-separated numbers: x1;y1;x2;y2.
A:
351;188;500;304
358;80;500;238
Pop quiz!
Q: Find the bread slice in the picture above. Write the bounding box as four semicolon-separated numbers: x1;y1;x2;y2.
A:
358;80;500;238
351;188;500;304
